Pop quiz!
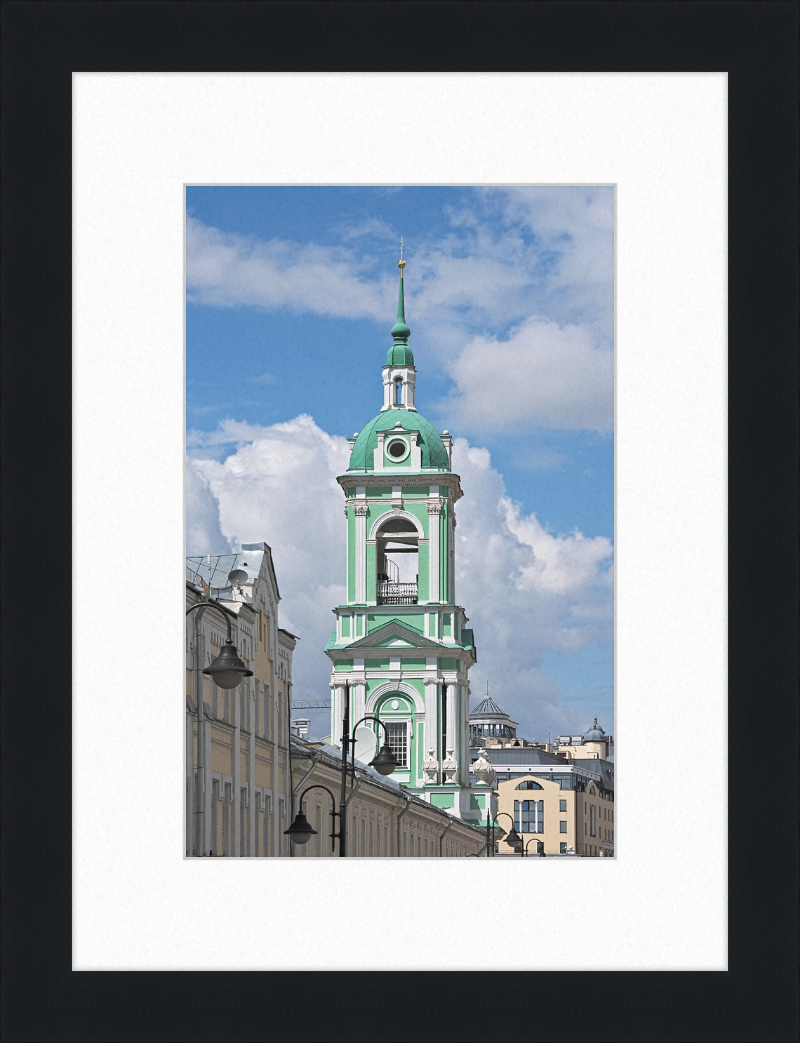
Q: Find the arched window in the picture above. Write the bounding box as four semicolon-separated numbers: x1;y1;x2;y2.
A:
515;780;543;790
395;377;402;405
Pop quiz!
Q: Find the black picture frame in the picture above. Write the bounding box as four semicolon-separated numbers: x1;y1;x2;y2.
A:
2;3;797;1041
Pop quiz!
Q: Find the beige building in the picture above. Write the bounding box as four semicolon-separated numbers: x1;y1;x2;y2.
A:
495;769;614;857
288;736;487;857
186;544;295;857
554;718;613;761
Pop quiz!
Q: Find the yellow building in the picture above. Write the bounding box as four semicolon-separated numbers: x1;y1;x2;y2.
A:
186;544;295;857
288;737;487;857
554;718;613;761
495;768;614;857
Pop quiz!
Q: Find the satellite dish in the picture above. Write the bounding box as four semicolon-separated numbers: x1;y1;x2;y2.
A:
228;569;248;586
353;725;377;765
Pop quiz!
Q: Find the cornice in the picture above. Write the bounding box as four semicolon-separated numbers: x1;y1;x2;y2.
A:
337;472;463;502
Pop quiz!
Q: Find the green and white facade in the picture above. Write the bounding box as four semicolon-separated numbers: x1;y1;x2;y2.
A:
325;263;491;823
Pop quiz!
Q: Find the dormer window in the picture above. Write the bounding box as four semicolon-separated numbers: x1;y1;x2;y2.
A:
395;377;403;405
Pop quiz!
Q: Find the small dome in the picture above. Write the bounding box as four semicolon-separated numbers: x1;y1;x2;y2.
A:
584;717;606;743
348;408;449;471
386;341;414;366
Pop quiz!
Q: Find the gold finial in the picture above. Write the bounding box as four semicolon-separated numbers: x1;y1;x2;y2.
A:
398;236;406;275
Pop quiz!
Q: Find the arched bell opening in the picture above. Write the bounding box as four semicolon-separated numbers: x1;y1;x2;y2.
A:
376;516;419;605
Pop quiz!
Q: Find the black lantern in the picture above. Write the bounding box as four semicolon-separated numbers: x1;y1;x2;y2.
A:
369;743;398;776
505;825;522;846
284;811;317;845
203;640;254;689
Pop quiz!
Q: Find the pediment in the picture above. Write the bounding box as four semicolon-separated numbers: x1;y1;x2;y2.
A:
345;620;444;650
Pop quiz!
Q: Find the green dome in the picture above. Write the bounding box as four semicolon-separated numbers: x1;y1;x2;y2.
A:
386;342;415;366
348;409;450;471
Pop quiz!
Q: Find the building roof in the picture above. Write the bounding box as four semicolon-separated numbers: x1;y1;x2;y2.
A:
471;746;566;766
573;759;615;790
583;716;607;742
347;408;449;471
470;696;508;718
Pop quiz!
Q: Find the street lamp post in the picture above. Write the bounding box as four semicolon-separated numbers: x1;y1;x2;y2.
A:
486;809;521;856
336;681;398;856
523;837;545;857
285;682;398;856
284;784;341;852
186;599;253;856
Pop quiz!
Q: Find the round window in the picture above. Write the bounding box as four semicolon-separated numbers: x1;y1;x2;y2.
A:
386;438;409;460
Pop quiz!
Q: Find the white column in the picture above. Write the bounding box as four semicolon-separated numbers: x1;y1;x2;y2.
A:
353;682;366;725
331;682;345;747
446;683;456;756
427;502;441;602
354;503;368;603
424;679;440;761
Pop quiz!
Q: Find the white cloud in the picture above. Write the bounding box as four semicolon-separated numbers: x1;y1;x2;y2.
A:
185;458;231;555
440;317;613;433
186;186;614;374
186;216;394;318
335;217;397;242
186;420;613;739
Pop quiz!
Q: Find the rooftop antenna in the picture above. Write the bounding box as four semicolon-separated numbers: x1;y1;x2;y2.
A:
398;236;405;277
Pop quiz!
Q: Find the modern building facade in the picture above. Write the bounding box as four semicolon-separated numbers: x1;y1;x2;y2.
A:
494;771;614;857
324;256;491;825
185;543;295;857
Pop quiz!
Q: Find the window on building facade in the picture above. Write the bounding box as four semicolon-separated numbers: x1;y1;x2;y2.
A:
223;782;232;856
515;780;543;790
240;788;247;856
514;799;544;833
211;779;220;855
386;720;408;767
590;806;596;837
560;799;567;811
560;842;567;853
560;821;567;833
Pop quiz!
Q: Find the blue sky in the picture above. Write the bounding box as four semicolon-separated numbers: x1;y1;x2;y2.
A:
186;186;614;741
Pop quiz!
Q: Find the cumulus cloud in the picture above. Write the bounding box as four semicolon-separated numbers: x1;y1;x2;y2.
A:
188;415;351;689
186;419;613;739
186;187;614;409
186;216;394;318
440;317;613;433
452;437;613;734
185;458;231;555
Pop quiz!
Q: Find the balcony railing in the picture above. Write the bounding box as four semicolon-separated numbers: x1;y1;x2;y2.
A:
377;581;418;605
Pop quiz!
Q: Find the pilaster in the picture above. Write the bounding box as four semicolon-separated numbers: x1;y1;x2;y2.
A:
354;503;368;603
427;501;442;602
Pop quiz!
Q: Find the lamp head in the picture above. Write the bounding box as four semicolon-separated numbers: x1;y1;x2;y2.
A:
506;826;522;846
203;639;254;690
369;744;398;776
284;811;316;845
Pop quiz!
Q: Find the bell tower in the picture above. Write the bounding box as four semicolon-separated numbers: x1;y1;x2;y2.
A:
324;248;488;823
